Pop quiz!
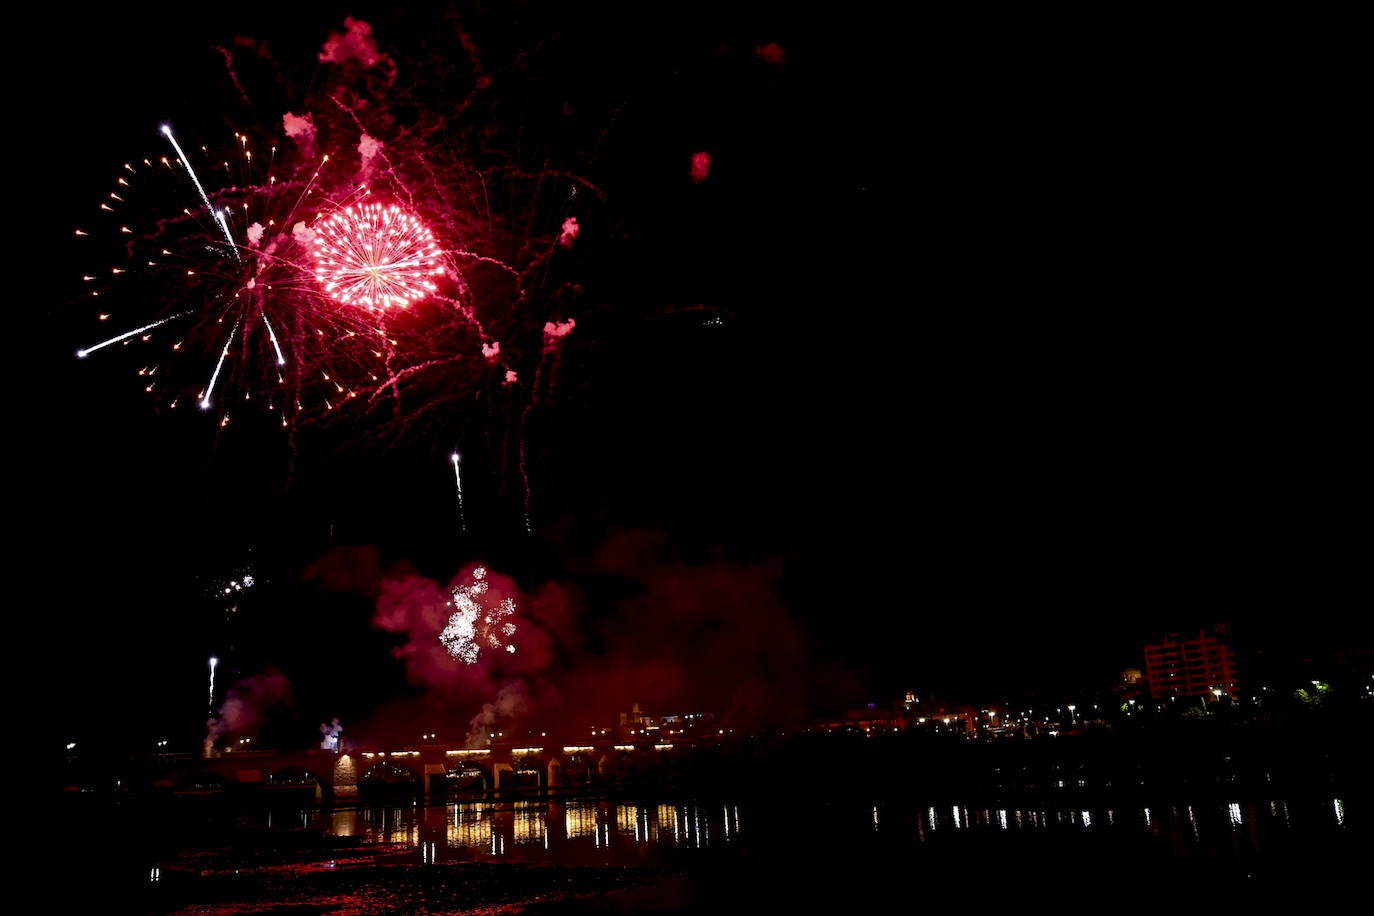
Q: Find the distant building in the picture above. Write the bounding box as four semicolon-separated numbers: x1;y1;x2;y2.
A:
1114;667;1149;705
1142;627;1239;700
617;704;716;741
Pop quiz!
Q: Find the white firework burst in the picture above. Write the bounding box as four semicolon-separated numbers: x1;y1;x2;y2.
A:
440;566;517;664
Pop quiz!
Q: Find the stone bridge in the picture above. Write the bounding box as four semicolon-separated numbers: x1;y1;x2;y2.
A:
158;740;692;802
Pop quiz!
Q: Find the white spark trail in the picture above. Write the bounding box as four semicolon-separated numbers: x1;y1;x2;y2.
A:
76;312;188;357
451;452;466;534
200;318;239;410
161;124;239;260
214;210;240;259
262;314;286;366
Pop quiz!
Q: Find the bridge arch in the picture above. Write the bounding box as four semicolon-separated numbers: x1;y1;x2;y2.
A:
430;757;495;798
355;757;424;803
261;765;328;803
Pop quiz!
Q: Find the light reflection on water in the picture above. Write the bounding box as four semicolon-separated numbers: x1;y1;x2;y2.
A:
140;790;1360;867
62;789;1367;911
893;794;1356;848
280;798;750;866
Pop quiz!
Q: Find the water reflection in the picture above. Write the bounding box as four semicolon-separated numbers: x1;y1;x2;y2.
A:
61;789;1365;912
192;789;1359;871
293;798;748;866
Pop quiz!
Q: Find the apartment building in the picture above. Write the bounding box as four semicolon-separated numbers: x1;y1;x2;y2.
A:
1142;627;1239;700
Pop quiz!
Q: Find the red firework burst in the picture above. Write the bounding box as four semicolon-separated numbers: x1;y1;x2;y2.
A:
312;202;445;310
67;9;605;524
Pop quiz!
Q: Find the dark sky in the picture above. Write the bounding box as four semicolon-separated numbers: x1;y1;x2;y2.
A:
34;4;1364;754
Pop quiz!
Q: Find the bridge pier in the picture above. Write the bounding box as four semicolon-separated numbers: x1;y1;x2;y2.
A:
334;753;359;802
423;763;447;800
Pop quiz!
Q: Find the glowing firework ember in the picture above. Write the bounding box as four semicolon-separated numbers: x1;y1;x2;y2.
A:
440;566;517;664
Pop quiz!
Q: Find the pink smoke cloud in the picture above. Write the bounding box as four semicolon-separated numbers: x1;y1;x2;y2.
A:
756;42;785;66
319;17;383;68
373;567;520;692
282;111;317;156
301;544;391;598
357;133;383;174
558;216;579;248
325;524;838;749
690;151;712;184
205;668;293;756
543;318;576;347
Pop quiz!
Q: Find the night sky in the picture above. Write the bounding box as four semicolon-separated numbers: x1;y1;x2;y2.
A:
35;4;1364;754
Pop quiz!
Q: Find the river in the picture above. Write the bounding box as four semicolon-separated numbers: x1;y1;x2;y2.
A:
56;781;1369;914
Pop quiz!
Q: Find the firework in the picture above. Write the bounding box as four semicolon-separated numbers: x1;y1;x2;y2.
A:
204;554;260;624
440;566;517;664
312;201;445;309
74;117;456;430
208;656;218;716
70;13;600;487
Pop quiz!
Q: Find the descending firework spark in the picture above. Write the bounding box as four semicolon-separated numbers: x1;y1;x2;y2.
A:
162;125;238;256
440;566;517;664
75;312;188;358
450;451;466;534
